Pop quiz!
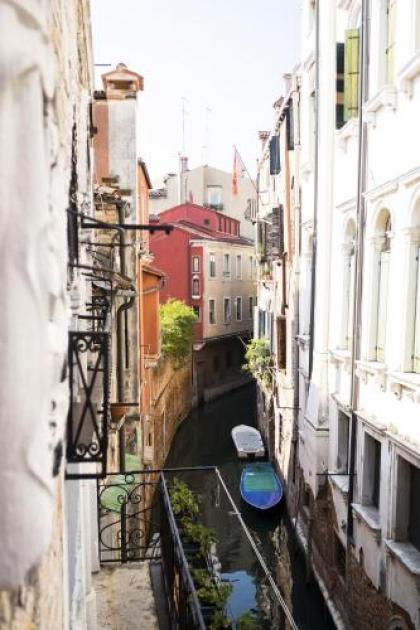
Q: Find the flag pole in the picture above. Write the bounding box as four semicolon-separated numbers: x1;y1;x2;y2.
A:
233;144;258;193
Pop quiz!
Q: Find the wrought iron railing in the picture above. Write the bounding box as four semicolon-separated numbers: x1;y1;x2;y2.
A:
96;471;205;629
66;330;110;479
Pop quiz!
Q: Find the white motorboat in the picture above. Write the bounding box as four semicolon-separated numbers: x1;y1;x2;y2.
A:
231;425;265;459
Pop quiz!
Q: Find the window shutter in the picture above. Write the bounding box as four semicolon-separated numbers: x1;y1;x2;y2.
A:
344;29;360;121
336;42;345;129
286;102;294;150
269;135;281;175
413;246;420;373
376;251;390;362
386;0;396;84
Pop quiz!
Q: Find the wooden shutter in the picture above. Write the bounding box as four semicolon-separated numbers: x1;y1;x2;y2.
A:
336;43;345;129
277;316;286;369
386;0;396;84
376;251;390;362
414;246;420;373
344;29;360;121
286;101;294;150
269;135;281;175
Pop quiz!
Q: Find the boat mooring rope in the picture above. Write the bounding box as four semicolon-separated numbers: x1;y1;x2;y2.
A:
214;467;299;630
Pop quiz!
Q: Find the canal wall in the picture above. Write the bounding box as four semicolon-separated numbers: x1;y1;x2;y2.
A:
141;355;193;469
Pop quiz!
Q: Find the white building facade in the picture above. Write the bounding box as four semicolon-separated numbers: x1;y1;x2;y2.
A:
255;1;420;627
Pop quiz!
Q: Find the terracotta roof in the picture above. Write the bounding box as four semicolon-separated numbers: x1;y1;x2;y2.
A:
142;264;166;278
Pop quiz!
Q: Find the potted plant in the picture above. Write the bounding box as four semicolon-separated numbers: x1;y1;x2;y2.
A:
169;478;200;521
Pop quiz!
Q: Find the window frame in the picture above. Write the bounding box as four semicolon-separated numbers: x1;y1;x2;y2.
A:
236;254;242;279
209;253;216;279
208;298;216;325
223;297;231;323
192;276;200;298
192;256;200;273
235;296;242;322
223;253;231;278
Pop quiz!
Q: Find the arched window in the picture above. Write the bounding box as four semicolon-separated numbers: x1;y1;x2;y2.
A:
341;220;356;350
371;210;392;362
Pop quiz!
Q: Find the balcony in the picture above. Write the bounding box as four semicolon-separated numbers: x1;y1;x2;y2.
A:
204;202;224;211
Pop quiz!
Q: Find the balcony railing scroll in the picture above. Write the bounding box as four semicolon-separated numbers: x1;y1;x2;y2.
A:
65;330;110;479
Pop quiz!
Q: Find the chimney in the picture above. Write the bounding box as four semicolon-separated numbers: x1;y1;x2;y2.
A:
283;73;292;94
102;63;144;99
258;131;270;150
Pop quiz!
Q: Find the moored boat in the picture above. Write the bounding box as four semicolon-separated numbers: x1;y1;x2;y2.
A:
240;463;283;510
231;424;265;459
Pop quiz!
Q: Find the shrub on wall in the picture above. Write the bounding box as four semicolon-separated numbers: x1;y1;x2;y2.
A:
159;299;197;366
242;338;273;388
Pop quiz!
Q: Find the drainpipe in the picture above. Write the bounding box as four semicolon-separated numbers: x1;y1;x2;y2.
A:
116;200;136;473
347;0;369;543
308;0;320;380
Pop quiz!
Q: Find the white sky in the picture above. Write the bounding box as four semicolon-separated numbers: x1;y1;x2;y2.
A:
91;0;301;184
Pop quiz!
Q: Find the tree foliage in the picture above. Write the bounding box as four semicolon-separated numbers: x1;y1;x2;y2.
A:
243;338;273;388
159;299;197;365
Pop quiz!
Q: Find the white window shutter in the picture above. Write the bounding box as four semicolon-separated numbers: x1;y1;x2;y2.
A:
414;246;420;373
376;251;390;362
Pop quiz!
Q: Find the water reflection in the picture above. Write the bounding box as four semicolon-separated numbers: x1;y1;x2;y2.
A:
165;384;335;629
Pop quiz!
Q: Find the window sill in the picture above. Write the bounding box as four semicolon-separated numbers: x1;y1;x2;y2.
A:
364;85;397;127
398;50;420;97
352;503;381;541
385;540;420;576
356;360;387;390
330;348;352;370
330;474;349;498
336;118;358;151
296;334;310;347
388;371;420;402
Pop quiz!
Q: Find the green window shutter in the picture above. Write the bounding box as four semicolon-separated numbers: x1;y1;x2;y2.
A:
376;251;390;362
413;246;420;373
344;29;360;122
386;0;397;84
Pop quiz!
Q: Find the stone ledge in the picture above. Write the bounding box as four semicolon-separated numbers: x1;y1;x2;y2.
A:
352;503;381;541
384;540;420;576
330;474;349;498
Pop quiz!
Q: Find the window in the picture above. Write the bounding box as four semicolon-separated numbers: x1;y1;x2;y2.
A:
192;277;200;298
334;533;346;578
385;0;396;84
192;256;200;272
248;296;253;319
276;316;286;369
192;305;200;321
269;135;281;174
362;434;381;509
207;185;222;208
236;255;242;279
224;298;231;323
223;253;231;277
344;29;360;122
371;211;391;362
337;411;350;473
341;221;356;350
236;297;242;321
336;42;345;129
209;299;216;324
209;253;216;278
203;218;210;226
395;458;420;551
249;256;254;279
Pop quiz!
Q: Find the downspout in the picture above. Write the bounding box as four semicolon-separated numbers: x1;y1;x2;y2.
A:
116;200;136;472
347;0;369;543
308;0;320;380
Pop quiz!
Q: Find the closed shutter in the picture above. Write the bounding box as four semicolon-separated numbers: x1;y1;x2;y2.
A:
286;101;294;150
269;135;281;175
386;0;396;84
376;251;390;362
336;42;345;129
347;254;355;349
344;29;360;121
277;316;286;370
414;246;420;373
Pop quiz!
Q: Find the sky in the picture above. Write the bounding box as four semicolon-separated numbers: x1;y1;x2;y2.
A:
91;0;301;184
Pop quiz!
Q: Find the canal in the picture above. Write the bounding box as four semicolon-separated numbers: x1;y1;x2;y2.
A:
165;384;335;629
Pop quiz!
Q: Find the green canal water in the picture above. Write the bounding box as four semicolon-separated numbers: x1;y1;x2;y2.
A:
164;384;335;629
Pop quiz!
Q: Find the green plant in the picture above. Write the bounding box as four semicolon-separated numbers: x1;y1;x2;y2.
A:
159;299;197;365
236;611;259;630
169;478;200;520
193;570;232;608
180;519;216;556
210;609;232;629
242;338;273;388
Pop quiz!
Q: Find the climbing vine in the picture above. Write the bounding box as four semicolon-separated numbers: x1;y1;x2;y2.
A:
242;338;273;388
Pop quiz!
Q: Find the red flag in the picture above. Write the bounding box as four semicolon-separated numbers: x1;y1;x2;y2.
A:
232;147;246;196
